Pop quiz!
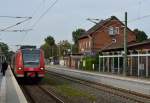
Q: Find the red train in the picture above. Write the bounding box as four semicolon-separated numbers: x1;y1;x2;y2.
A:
11;46;45;78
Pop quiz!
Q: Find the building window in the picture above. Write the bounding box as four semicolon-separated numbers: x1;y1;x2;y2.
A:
80;43;82;50
108;26;114;35
115;27;119;34
112;39;116;43
108;26;120;35
86;41;88;49
89;41;91;48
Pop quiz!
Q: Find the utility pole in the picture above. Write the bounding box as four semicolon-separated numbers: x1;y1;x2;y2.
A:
123;12;128;76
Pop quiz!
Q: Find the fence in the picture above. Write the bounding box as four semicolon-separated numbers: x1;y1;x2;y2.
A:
99;53;150;77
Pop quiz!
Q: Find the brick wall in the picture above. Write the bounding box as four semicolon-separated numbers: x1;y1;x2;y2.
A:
79;19;136;53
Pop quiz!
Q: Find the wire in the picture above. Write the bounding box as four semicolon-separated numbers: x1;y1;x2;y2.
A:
19;0;49;44
0;17;32;31
0;16;32;19
0;29;32;32
21;0;59;45
23;0;48;27
31;0;59;28
128;14;150;23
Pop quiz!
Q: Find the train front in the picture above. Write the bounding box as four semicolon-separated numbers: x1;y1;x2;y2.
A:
21;48;45;78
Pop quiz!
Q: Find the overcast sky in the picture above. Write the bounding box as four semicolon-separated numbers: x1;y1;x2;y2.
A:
0;0;150;51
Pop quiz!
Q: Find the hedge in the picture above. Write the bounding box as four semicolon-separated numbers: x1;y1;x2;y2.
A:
80;55;99;71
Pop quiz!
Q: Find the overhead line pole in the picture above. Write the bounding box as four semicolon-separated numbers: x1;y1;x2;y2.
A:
123;12;128;76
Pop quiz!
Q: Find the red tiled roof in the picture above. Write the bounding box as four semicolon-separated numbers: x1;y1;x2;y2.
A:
79;16;135;40
100;41;124;52
79;17;112;39
101;39;150;52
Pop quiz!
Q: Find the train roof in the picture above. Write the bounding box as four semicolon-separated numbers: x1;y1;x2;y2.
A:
20;45;36;49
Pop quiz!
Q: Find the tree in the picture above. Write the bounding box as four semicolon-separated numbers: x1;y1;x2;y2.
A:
72;28;86;44
0;42;9;60
57;40;71;56
41;43;51;59
45;35;55;46
0;42;9;54
41;35;57;59
0;42;14;62
72;28;86;52
133;29;148;42
7;51;15;62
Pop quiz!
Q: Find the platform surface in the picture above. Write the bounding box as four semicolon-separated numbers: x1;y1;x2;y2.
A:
0;67;27;103
47;65;150;96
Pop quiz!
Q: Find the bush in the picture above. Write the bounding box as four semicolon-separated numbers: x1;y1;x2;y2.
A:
81;55;99;71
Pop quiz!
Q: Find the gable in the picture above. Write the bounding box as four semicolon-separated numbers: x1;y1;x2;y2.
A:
79;16;136;40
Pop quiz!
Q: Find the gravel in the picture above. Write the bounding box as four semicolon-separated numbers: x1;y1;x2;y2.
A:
39;73;136;103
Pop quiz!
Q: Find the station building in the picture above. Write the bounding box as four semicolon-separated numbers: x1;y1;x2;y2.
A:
100;39;150;77
64;16;150;77
64;16;136;68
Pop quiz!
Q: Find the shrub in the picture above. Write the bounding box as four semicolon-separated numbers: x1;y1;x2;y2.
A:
80;55;99;71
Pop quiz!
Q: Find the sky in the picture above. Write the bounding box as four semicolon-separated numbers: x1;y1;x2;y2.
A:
0;0;150;51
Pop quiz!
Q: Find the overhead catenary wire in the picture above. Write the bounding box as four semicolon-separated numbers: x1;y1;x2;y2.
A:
0;29;32;32
128;14;150;23
86;13;150;38
0;17;32;31
20;0;51;43
31;0;59;28
0;16;32;19
23;0;49;27
21;0;59;44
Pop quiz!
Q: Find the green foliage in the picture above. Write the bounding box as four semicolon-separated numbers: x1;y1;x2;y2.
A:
0;42;15;62
133;29;148;42
81;55;99;71
72;28;86;53
58;40;71;56
7;51;15;63
41;43;51;59
41;35;57;59
41;35;73;58
72;44;78;53
42;76;96;101
0;42;9;54
72;28;86;44
0;42;9;60
44;35;55;46
41;43;58;59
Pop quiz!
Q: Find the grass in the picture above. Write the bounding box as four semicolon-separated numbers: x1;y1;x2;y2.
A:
41;76;96;101
56;84;96;101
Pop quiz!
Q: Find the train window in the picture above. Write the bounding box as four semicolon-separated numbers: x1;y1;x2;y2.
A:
22;50;40;67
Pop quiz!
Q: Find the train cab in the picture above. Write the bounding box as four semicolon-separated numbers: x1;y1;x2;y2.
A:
11;45;45;78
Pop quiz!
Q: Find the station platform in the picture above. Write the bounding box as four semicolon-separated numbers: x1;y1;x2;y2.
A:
0;67;27;103
47;65;150;96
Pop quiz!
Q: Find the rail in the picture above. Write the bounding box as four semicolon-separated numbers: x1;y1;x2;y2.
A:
46;70;150;103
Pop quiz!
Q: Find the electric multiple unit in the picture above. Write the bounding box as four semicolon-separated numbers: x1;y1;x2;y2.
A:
11;46;45;78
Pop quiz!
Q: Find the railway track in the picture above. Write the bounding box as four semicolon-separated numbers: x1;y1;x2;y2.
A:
21;84;65;103
38;86;65;103
46;70;150;103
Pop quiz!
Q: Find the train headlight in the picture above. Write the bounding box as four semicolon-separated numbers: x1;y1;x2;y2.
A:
18;68;22;70
40;68;44;70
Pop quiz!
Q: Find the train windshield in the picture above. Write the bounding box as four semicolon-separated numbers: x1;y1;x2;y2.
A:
22;49;40;67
